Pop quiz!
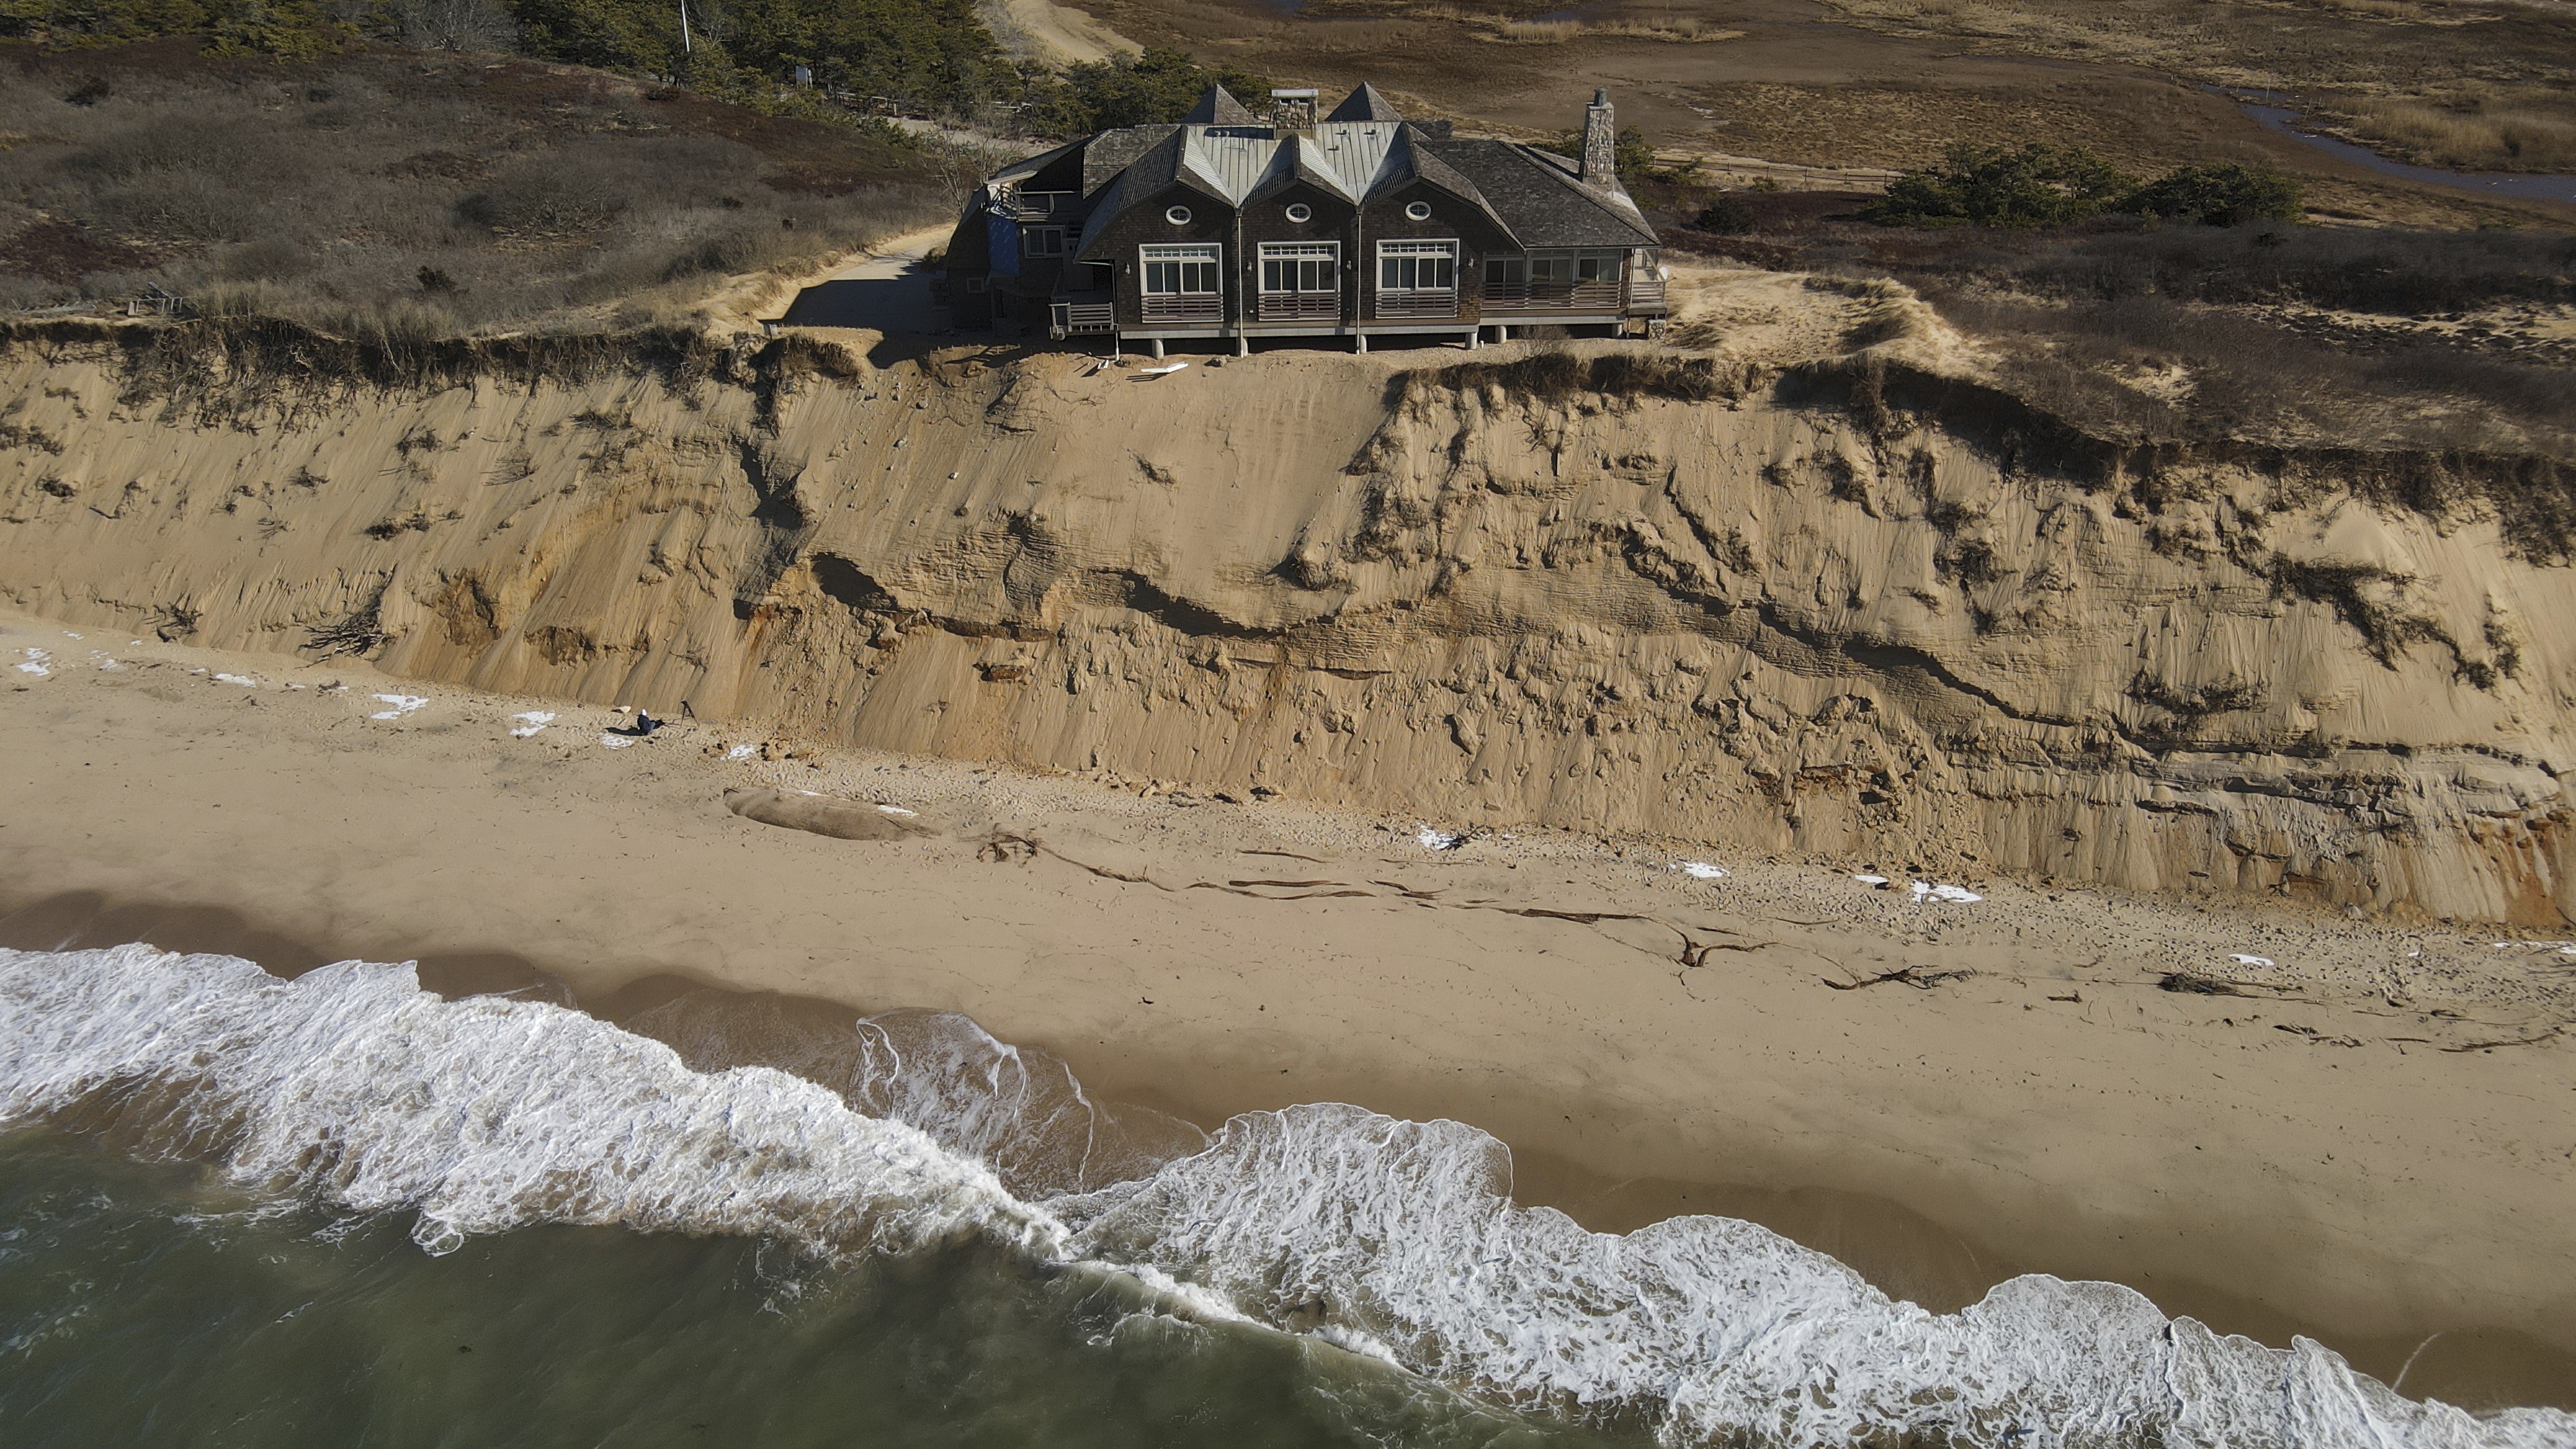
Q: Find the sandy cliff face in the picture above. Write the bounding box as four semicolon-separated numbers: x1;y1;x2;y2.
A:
3;315;2571;923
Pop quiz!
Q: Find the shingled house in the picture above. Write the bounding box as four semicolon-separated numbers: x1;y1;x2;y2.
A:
943;84;1665;353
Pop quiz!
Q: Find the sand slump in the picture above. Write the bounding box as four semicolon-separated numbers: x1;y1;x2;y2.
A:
1;324;2572;922
3;943;2570;1447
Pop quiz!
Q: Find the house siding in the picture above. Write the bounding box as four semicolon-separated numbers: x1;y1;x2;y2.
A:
1084;181;1235;331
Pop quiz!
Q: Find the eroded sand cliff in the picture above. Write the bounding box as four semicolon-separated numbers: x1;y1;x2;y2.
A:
3;284;2571;923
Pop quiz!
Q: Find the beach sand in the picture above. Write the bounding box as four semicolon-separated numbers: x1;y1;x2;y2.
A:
3;607;2571;1406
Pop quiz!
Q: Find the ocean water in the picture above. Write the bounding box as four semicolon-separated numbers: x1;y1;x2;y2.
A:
2;943;2571;1448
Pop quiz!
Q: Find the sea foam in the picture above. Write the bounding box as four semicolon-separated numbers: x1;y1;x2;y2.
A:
0;945;2565;1448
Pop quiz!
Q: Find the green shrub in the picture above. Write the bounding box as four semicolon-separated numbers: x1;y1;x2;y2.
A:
1865;142;2134;229
1016;48;1271;135
1690;195;1754;233
2121;162;2305;226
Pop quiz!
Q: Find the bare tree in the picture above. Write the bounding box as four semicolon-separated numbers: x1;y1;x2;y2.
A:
386;0;518;55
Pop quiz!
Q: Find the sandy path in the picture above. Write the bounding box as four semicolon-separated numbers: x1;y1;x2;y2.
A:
1;609;2571;1405
978;0;1138;64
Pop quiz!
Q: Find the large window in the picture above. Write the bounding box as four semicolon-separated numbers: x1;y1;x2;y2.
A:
1379;240;1455;292
1488;251;1624;311
1259;242;1340;320
1376;240;1457;317
1141;244;1220;296
1023;225;1065;259
1139;243;1222;323
1261;243;1338;294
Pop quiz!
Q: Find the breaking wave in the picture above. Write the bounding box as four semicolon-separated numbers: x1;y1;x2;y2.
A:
1;944;2566;1448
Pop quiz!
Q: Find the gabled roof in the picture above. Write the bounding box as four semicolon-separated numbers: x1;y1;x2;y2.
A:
1378;128;1517;244
1325;83;1403;122
1422;138;1658;247
1182;84;1256;125
1029;88;1658;266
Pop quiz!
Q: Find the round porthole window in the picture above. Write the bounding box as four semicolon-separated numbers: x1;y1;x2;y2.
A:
1284;202;1312;223
1404;200;1432;221
1165;205;1193;225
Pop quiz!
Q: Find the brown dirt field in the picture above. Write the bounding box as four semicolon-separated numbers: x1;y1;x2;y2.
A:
1054;0;2572;227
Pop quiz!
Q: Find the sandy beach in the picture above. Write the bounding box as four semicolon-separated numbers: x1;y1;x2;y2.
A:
3;606;2571;1406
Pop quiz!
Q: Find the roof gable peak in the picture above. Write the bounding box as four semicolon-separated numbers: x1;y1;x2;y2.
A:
1325;83;1403;123
1182;84;1257;125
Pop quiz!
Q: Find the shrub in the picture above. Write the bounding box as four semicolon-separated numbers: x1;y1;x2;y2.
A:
1018;48;1272;135
2121;162;2304;226
1865;142;2134;229
1690;196;1754;234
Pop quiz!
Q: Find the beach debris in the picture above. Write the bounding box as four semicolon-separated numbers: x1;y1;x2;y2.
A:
2228;953;2277;968
368;694;428;720
15;648;51;676
1853;873;1889;886
213;673;256;687
1674;862;1728;880
2158;972;2246;996
1909;882;1982;904
1416;826;1465;851
1139;361;1190;377
1824;965;1974;991
726;743;757;761
509;710;555;739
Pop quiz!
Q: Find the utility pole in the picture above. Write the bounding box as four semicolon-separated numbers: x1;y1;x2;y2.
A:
679;0;692;54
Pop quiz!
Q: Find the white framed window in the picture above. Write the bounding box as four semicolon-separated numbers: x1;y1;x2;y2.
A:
1284;202;1312;223
1022;225;1065;258
1529;251;1622;283
1164;204;1193;225
1403;200;1432;221
1141;243;1221;296
1378;239;1456;293
1260;242;1338;293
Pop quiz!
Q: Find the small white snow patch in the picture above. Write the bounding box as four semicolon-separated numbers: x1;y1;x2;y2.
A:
2228;954;2275;968
727;743;757;761
92;654;122;671
876;804;917;817
509;710;556;738
15;648;52;677
368;694;428;720
213;673;256;687
601;734;636;750
1674;862;1728;880
1853;873;1890;886
1910;882;1982;904
61;632;80;639
1416;826;1463;851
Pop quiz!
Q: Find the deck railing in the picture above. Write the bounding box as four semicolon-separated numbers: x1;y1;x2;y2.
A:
1483;279;1622;314
1050;299;1115;337
1141;294;1222;324
1258;292;1342;321
1372;291;1459;319
1626;275;1669;312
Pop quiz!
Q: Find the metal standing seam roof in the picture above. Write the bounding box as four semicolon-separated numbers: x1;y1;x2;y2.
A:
1041;88;1658;264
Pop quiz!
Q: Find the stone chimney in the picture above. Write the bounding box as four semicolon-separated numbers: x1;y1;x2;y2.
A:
1580;87;1618;190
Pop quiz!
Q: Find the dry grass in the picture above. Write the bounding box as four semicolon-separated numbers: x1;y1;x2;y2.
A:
0;43;957;337
1817;0;2576;172
1410;8;1734;43
1490;16;1736;42
2336;92;2576;173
